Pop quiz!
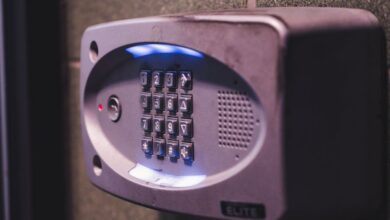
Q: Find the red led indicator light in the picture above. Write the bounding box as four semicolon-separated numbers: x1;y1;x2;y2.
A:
98;104;103;111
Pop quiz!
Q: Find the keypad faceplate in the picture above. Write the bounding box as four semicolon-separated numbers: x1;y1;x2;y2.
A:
141;70;194;162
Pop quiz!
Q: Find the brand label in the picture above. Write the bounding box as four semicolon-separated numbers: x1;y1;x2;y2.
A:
221;201;265;219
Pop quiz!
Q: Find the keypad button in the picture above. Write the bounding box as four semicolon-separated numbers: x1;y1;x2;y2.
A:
153;93;164;111
154;138;166;157
165;71;177;89
141;115;152;132
140;70;151;88
153;116;165;134
140;92;152;110
179;118;193;138
180;142;194;161
141;137;153;155
179;71;192;90
152;71;164;88
179;95;192;114
166;117;178;136
167;140;180;159
166;93;178;112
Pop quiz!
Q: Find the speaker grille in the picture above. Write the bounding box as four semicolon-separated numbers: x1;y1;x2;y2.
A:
217;90;254;150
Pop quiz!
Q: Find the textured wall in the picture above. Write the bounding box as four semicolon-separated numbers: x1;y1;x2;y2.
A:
65;1;389;220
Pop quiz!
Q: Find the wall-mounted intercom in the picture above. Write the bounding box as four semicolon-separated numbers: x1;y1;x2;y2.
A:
80;8;387;220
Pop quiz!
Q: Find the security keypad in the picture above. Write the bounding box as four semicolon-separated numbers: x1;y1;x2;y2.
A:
140;70;194;163
82;11;388;219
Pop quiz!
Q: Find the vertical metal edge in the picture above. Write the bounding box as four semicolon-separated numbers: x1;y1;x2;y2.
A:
0;0;10;219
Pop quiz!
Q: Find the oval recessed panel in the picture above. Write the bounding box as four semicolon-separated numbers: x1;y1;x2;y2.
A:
83;43;266;189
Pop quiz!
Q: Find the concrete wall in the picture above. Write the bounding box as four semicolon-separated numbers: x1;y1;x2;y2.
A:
65;1;390;219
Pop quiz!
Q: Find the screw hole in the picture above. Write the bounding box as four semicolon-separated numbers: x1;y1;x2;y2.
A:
93;155;102;176
235;154;240;160
89;41;99;63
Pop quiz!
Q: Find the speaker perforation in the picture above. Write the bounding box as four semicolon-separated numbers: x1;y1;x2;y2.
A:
217;90;255;150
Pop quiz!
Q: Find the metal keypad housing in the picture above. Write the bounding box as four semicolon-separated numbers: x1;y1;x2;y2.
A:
81;8;387;220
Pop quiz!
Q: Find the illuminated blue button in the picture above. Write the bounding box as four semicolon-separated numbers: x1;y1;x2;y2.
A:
167;140;179;159
141;137;153;155
154;138;166;157
180;142;194;161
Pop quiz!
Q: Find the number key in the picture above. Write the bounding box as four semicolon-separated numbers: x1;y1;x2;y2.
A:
165;71;177;89
140;70;151;88
152;71;164;88
141;115;152;132
153;116;165;134
140;92;152;110
153;93;164;111
166;93;178;112
166;117;178;136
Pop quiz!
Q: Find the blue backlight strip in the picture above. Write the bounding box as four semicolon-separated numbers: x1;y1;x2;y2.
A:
126;43;204;58
129;163;206;188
